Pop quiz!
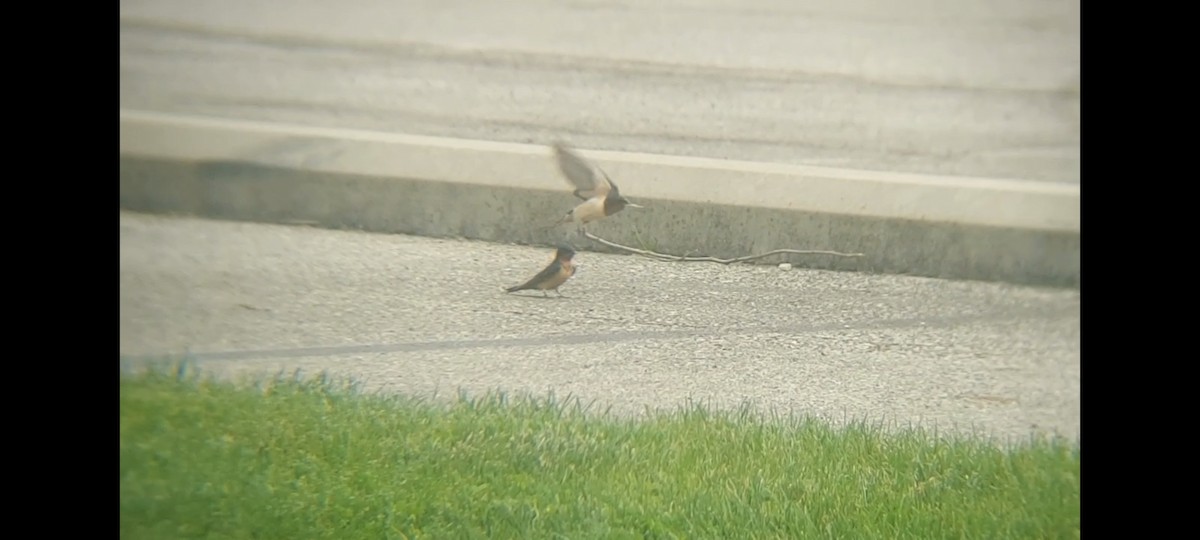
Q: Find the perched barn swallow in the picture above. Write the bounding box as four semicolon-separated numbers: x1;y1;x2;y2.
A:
505;244;578;297
552;143;642;233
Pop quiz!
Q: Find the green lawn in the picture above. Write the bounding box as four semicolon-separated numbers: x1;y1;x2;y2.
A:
119;363;1080;539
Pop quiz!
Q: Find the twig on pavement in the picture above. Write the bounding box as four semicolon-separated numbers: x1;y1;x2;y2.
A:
582;232;865;264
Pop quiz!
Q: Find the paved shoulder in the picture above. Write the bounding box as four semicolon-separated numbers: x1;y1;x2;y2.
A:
120;211;1080;443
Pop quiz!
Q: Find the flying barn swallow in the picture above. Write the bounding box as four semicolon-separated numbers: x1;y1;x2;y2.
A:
552;143;642;233
505;244;578;297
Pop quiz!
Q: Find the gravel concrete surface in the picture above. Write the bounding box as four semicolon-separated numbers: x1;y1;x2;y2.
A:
119;0;1080;184
120;211;1079;443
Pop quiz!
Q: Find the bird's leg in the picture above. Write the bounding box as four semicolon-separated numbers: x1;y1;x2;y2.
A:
541;290;549;298
576;223;593;245
555;289;567;298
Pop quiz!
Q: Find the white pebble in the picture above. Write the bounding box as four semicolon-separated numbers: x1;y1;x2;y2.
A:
779;263;793;271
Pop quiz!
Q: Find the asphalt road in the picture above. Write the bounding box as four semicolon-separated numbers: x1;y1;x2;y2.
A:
119;0;1080;183
119;211;1080;443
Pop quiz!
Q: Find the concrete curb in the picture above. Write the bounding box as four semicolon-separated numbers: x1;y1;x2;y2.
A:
119;109;1080;288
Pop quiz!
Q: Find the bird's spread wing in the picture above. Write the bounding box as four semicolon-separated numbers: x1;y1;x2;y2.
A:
554;144;613;200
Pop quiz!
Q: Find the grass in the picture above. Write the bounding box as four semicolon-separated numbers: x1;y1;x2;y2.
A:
120;363;1080;539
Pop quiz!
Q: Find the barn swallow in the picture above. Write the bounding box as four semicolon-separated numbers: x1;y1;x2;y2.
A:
505;244;578;297
552;143;642;233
